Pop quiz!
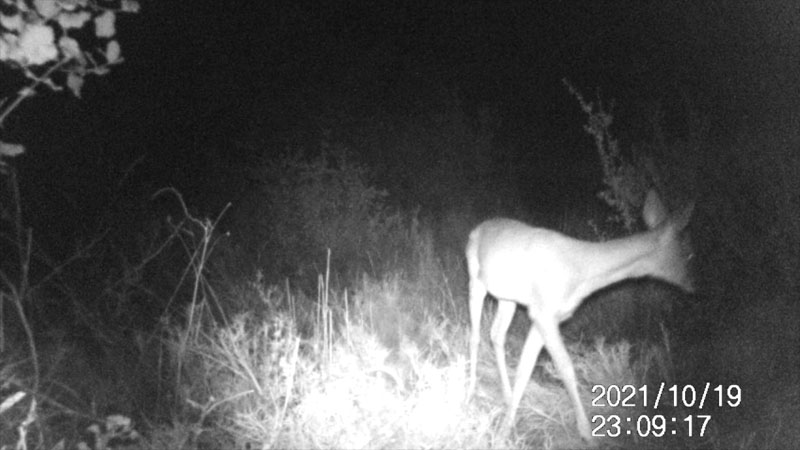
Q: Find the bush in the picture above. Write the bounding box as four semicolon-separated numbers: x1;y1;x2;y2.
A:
235;147;403;283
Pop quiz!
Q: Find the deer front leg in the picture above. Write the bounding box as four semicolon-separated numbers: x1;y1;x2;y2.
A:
467;279;487;401
490;299;518;405
500;319;544;434
537;318;593;441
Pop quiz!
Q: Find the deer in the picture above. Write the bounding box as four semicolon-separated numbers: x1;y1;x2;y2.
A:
465;190;694;441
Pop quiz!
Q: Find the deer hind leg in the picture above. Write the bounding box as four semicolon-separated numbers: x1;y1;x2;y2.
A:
467;279;488;400
537;319;593;441
490;299;518;406
501;318;545;433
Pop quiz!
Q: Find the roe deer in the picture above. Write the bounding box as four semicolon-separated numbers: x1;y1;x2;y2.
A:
466;190;694;440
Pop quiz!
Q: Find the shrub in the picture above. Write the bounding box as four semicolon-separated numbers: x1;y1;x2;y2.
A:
237;147;401;283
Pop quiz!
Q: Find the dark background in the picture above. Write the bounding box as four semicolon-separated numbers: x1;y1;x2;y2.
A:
6;0;797;251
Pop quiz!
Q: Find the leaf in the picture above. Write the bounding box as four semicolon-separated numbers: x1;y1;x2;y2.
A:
57;11;90;30
121;0;140;13
14;0;29;13
66;72;83;97
0;34;16;61
105;39;120;63
58;35;81;60
33;0;60;19
57;0;84;11
0;141;25;158
58;0;89;11
94;10;115;38
0;13;24;32
17;23;57;65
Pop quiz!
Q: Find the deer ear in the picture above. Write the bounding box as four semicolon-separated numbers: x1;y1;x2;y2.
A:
672;200;695;231
643;190;695;230
642;190;668;228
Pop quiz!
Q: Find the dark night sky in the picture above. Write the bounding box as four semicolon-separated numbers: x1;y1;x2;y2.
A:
7;0;800;250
